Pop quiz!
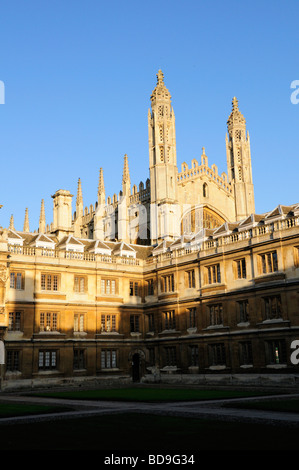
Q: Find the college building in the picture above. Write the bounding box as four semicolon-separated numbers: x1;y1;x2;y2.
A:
0;70;298;390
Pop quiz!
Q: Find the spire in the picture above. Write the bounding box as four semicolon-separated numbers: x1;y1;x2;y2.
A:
39;199;46;233
23;208;30;233
9;214;15;231
76;178;83;218
227;96;246;131
150;69;171;106
122;154;130;185
98;168;105;205
122;154;131;197
76;178;83;206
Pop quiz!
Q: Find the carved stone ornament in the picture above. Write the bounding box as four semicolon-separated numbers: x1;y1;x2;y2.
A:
0;265;7;285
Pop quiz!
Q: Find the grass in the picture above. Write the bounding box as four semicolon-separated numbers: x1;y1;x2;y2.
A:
0;402;72;418
0;412;297;451
33;387;274;402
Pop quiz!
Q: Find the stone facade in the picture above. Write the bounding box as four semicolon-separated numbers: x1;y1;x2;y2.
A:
0;71;298;391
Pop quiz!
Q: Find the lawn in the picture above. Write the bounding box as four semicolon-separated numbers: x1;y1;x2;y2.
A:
0;412;297;451
33;387;273;402
0;402;71;418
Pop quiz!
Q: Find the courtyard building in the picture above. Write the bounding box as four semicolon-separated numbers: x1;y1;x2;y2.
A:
0;71;298;390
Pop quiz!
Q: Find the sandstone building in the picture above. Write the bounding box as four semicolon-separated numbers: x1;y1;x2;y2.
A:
0;71;298;390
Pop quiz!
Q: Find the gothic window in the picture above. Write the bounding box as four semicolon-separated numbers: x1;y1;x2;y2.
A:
259;251;278;274
8;312;21;331
235;130;241;140
163;310;176;330
74;313;85;332
185;269;195;288
238;300;249;323
158;105;163;117
101;349;117;369
205;264;221;284
263;295;282;320
74;276;86;293
160;146;164;162
265;340;287;365
238;167;242;180
6;350;20;372
239;341;253;366
40;312;58;332
209;304;223;326
10;272;24;290
73;349;85;370
203;183;208;198
208;343;226;366
189;345;199;366
101;314;116;332
234;258;247;279
41;273;59;291
38;350;57;370
159;126;163;141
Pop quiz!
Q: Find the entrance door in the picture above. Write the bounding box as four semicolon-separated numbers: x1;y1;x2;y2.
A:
132;353;140;382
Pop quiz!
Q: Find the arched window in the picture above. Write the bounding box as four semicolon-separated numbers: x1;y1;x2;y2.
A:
203;183;208;198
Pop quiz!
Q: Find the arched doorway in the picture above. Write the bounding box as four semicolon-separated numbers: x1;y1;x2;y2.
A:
129;349;145;382
132;353;140;382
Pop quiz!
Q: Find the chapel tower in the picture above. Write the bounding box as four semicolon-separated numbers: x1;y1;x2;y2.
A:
148;70;180;244
226;97;255;221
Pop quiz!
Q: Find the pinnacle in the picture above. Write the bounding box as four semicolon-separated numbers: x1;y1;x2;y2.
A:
157;69;164;84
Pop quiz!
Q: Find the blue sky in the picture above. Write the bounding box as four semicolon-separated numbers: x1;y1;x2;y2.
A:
0;0;299;232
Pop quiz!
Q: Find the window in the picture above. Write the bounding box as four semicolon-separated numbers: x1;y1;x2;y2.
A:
129;281;139;296
148;347;155;367
101;314;116;333
10;272;24;290
40;312;58;332
188;308;197;328
73;349;85;370
259;251;278;274
186;269;195;288
293;246;299;268
74;313;85;332
6;350;20;372
239;341;253;366
209;343;226;366
8;312;21;331
38;350;57;370
41;274;59;291
147;313;155;332
209;304;223;326
101;350;117;369
206;264;221;284
74;276;86;293
101;278;116;295
235;258;246;279
164;347;176;366
265;340;287;365
147;279;154;296
203;183;208;198
130;315;140;333
190;345;199;366
238;300;249;323
164;310;176;330
263;295;282;320
161;274;174;293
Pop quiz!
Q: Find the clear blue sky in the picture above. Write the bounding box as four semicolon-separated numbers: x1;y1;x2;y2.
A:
0;0;299;232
